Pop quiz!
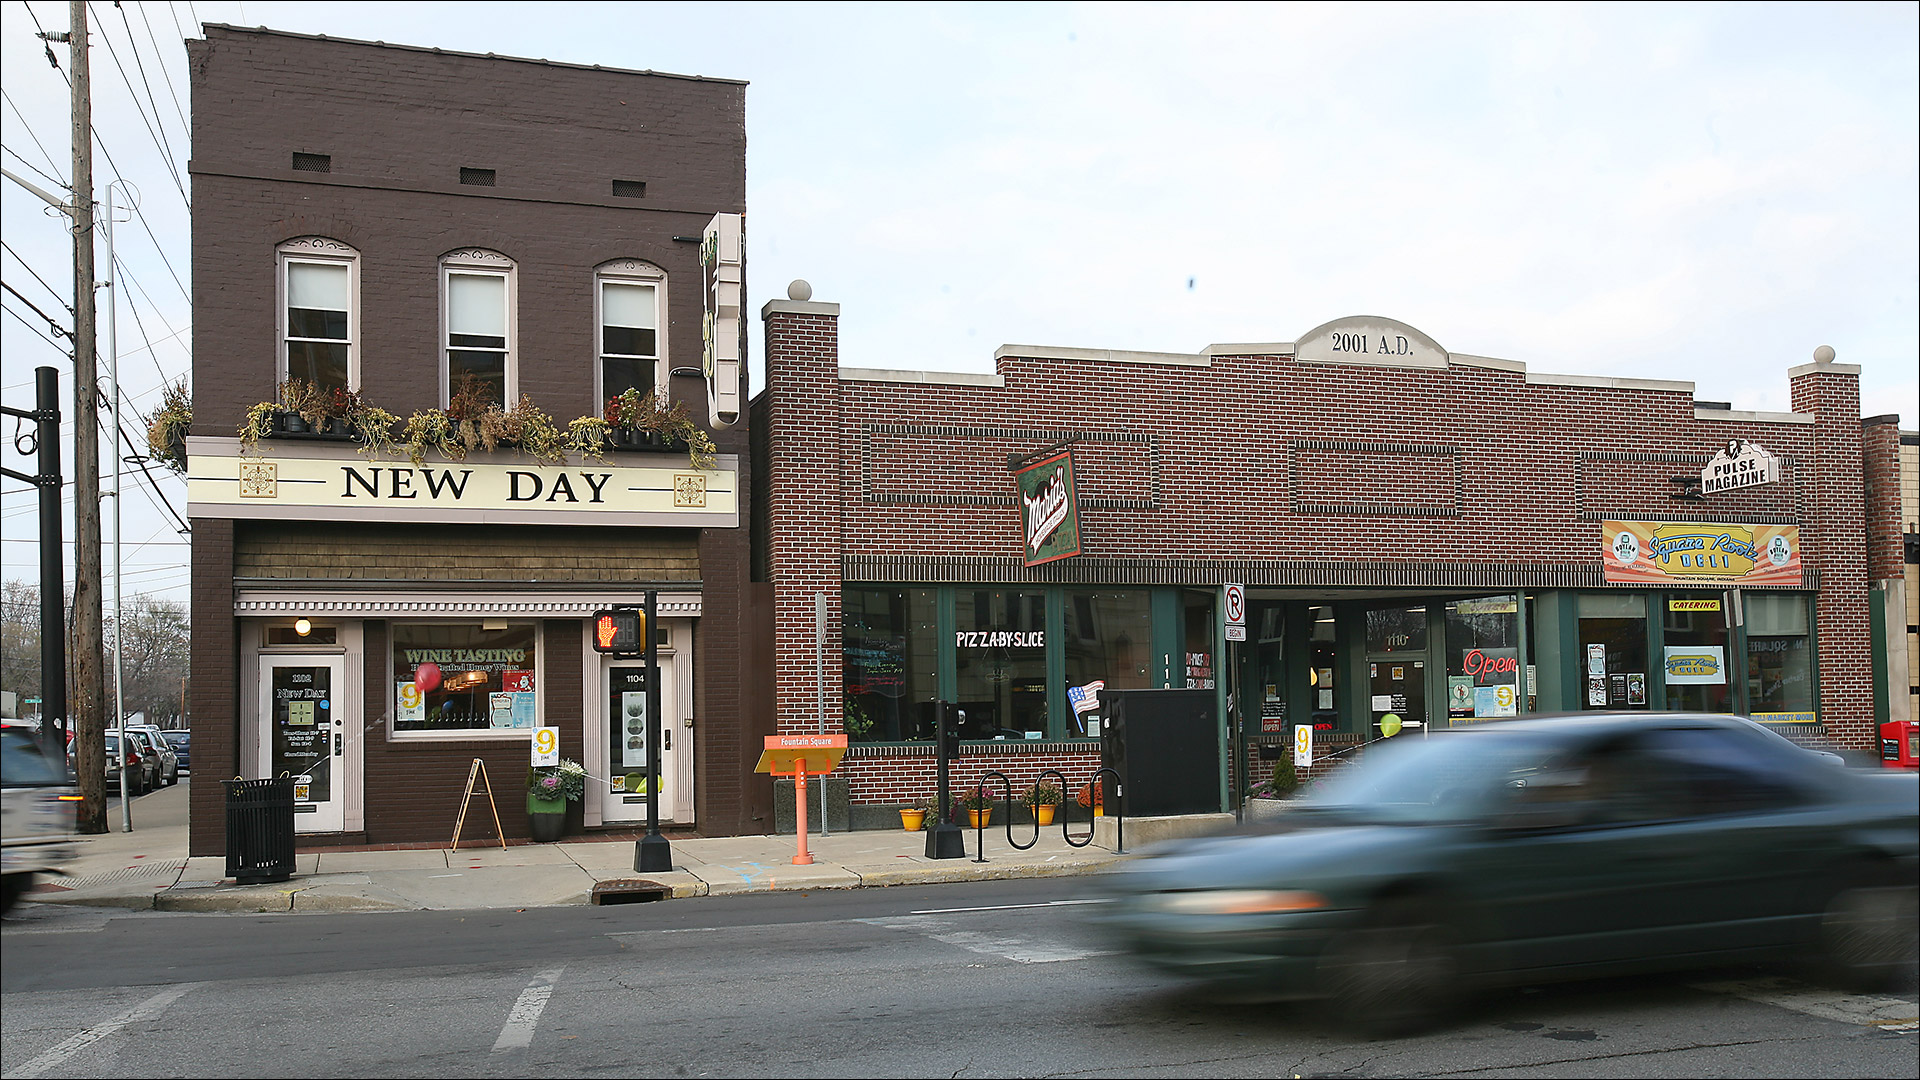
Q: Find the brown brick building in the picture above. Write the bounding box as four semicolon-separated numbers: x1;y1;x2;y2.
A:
184;26;770;854
755;300;1902;817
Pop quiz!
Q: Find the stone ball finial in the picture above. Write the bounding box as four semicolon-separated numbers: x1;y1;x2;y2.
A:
1812;344;1835;364
787;279;813;302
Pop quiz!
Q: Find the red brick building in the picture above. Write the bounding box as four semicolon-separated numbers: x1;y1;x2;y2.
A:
755;298;1900;820
184;27;770;853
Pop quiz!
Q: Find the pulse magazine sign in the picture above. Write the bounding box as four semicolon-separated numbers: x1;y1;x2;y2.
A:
1013;450;1082;567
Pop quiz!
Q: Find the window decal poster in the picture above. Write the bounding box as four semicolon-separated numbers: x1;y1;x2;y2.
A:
1601;521;1799;587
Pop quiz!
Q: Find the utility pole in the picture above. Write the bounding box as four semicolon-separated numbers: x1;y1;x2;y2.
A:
68;0;106;834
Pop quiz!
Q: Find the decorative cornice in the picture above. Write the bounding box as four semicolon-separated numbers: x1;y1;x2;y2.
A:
279;236;357;254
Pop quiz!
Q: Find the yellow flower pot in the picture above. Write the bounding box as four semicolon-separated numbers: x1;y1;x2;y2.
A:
900;807;926;831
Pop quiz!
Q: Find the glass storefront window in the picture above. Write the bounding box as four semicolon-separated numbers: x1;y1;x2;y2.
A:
1578;592;1647;710
1444;595;1519;724
842;588;939;742
1366;605;1427;653
1182;590;1216;690
1745;593;1814;723
1663;593;1732;712
1310;605;1337;727
1064;590;1151;736
955;589;1048;739
392;623;537;733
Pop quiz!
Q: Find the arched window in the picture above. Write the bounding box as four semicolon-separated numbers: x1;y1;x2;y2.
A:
278;238;358;394
441;248;516;407
595;259;667;407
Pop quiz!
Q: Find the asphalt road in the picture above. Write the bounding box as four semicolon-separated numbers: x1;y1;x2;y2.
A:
3;877;1915;1079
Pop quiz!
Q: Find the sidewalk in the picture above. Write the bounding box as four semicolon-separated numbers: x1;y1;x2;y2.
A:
22;782;1140;915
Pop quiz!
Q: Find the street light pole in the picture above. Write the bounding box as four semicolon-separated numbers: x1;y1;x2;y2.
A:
634;590;672;873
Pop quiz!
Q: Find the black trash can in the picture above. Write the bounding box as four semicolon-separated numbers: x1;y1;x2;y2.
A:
224;777;296;884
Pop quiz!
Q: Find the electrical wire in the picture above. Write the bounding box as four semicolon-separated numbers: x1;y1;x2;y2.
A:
129;0;189;143
2;239;72;312
85;0;188;207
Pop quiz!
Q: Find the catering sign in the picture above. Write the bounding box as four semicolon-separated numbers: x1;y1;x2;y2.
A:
1013;449;1082;566
1602;520;1800;587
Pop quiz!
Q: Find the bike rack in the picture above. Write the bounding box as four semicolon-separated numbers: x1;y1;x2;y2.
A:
967;767;1126;861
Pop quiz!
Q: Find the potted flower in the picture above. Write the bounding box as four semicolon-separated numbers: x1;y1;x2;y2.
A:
145;377;191;475
899;798;928;832
954;785;995;829
238;379;319;452
1022;780;1063;826
1076;780;1106;817
276;377;321;433
526;758;587;842
1244;756;1298;823
604;387;653;449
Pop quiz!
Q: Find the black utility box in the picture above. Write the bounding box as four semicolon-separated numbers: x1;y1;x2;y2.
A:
1101;689;1221;816
224;777;296;884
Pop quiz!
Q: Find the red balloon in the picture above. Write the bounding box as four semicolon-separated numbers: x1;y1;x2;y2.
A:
414;661;442;695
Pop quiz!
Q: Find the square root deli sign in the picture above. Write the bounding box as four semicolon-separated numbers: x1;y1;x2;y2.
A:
1602;520;1800;587
1014;450;1082;567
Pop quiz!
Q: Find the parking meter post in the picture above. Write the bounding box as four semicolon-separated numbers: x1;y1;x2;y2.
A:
925;701;965;859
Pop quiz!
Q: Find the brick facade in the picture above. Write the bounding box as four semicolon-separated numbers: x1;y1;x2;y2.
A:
185;27;757;854
759;301;1881;811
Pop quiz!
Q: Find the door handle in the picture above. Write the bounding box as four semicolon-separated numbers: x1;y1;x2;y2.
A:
334;734;342;755
663;726;671;751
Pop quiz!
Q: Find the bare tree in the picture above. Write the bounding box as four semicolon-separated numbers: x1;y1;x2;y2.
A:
104;593;190;727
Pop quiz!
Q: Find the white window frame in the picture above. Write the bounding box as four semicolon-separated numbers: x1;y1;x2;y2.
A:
440;248;517;408
386;619;544;742
277;238;359;391
593;259;668;409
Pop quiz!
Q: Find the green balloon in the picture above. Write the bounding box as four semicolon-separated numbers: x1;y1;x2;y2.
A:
1380;713;1403;737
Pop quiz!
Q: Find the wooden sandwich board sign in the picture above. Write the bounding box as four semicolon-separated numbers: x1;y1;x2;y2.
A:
449;758;505;851
755;735;848;866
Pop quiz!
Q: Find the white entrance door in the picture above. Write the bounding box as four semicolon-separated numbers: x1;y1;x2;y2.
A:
596;626;692;824
259;655;349;833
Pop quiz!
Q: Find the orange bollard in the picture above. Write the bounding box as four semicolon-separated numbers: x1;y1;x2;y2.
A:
791;761;815;865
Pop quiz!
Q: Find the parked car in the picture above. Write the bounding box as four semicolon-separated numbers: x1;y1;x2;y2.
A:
101;730;159;796
2;721;80;912
159;730;189;773
124;724;179;786
1097;712;1918;1036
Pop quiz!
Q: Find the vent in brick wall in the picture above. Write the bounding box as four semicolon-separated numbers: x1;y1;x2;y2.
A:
292;152;331;173
459;167;497;187
612;179;647;198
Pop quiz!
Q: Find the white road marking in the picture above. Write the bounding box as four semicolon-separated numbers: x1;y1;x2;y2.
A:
1692;976;1919;1033
2;982;201;1079
862;915;1115;964
908;898;1109;915
491;966;565;1052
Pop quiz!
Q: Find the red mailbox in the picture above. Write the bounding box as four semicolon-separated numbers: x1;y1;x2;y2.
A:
1880;720;1918;769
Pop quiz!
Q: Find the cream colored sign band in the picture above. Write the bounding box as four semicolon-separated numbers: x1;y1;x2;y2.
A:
188;445;738;528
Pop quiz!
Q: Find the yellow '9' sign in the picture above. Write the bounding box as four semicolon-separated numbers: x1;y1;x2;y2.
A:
531;726;560;766
1293;724;1313;768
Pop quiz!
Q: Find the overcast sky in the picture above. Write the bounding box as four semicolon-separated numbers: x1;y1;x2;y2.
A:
3;2;1916;606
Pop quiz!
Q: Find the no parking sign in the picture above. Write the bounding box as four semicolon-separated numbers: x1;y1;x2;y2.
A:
1224;582;1246;642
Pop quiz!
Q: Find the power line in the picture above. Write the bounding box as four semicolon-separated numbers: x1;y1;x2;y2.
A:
129;0;190;143
85;0;188;208
1;280;72;337
1;85;67;179
2;238;72;311
2;297;72;352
